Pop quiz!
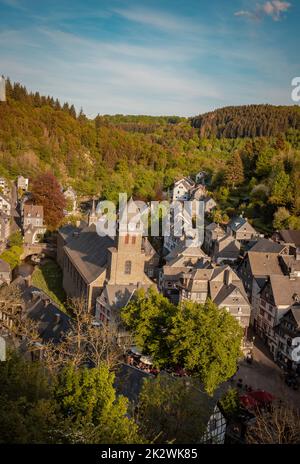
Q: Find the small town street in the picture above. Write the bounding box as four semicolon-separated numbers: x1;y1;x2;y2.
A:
236;336;300;409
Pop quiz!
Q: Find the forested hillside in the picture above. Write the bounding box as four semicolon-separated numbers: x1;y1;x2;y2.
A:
191;104;300;138
1;79;300;231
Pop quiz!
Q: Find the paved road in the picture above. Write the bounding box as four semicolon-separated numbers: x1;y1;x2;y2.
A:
235;336;300;409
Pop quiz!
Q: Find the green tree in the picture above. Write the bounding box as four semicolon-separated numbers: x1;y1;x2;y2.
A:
0;245;23;269
269;169;293;207
273;207;290;229
224;151;244;188
54;364;141;444
168;300;243;395
138;375;206;444
8;230;23;247
219;387;239;417
0;352;58;444
121;287;176;367
255;148;276;178
0;351;142;444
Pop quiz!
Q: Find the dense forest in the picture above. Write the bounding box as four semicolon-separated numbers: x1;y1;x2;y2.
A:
191;104;300;138
1;79;300;231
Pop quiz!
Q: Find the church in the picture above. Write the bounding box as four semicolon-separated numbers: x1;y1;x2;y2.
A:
57;199;158;313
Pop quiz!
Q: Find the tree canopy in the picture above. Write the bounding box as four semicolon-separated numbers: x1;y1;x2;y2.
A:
31;171;66;230
0;351;141;444
122;289;243;394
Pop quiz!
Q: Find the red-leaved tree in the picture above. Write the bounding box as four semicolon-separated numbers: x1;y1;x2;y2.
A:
31;172;66;231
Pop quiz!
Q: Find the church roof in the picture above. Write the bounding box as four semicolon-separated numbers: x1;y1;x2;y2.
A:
64;224;114;283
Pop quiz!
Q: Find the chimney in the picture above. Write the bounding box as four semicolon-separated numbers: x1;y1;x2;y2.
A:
224;269;232;286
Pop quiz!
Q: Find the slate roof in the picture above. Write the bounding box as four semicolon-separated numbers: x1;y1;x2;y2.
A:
211;280;249;307
227;216;247;232
247;252;283;277
166;243;208;262
0;258;10;273
99;284;151;311
268;275;300;307
209;267;249;303
162;266;189;279
174;177;195;189
249;238;286;254
20;284;71;343
64;224;114;283
58;224;81;243
227;217;257;235
280;255;300;273
23;204;43;218
278;230;300;248
290;304;300;327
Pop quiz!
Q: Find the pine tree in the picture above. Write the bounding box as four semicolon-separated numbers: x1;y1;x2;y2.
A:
224;151;244;188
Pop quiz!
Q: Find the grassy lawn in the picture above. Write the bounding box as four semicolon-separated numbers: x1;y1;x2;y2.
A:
31;259;67;312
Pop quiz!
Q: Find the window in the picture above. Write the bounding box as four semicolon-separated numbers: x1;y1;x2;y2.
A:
125;260;132;275
125;234;129;244
132;236;136;245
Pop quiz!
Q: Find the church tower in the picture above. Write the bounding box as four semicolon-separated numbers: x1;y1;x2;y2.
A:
107;199;147;285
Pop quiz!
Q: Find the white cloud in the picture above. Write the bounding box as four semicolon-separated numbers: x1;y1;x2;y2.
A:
112;6;198;33
235;1;291;21
234;10;259;20
262;1;291;20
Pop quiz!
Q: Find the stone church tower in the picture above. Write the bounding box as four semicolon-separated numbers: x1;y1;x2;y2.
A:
107;199;149;286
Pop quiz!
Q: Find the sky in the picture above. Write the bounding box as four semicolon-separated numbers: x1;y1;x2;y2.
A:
0;0;299;116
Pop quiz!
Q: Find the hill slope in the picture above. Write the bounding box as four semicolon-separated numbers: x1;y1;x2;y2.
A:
191;104;300;138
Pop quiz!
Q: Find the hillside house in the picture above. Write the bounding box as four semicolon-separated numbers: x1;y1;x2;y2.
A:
17;175;29;193
179;265;251;336
254;275;300;357
23;204;46;245
0;194;11;216
275;299;300;373
227;216;258;242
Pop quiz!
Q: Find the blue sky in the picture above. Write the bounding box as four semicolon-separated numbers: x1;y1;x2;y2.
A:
0;0;299;116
